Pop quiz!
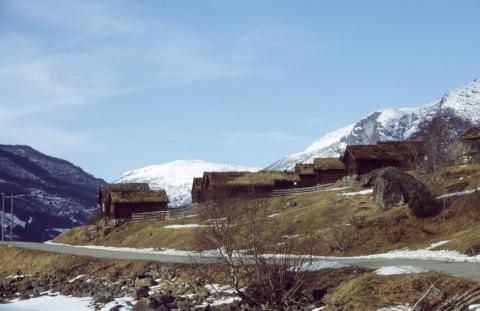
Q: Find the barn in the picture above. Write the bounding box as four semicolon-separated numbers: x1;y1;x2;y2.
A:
313;158;346;184
99;183;169;220
341;141;425;176
294;163;317;187
191;171;300;204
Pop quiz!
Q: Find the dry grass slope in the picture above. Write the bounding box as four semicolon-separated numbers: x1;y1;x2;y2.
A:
55;164;480;257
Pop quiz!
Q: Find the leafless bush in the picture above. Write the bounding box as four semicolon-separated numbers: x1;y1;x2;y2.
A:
321;204;353;253
196;196;315;308
350;216;366;229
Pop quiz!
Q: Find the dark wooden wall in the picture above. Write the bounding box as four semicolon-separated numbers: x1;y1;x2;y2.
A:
317;169;345;184
298;174;317;187
110;202;168;219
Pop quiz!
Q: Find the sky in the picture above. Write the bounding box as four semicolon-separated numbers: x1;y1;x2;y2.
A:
1;0;480;181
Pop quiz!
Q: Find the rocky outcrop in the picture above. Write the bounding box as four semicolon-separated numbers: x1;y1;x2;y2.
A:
367;167;438;217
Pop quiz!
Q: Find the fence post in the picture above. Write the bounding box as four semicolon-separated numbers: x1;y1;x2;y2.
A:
1;193;4;242
10;194;13;241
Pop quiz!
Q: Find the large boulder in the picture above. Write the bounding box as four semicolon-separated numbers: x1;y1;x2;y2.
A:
369;167;438;217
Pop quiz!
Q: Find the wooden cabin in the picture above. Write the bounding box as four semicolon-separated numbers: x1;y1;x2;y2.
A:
313;158;346;184
341;141;425;176
461;128;480;141
191;171;300;204
191;177;204;204
99;183;169;219
448;128;480;165
294;163;317;187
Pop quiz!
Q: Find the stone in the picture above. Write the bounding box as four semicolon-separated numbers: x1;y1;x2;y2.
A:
284;201;297;208
154;292;175;305
369;167;438;217
133;297;171;311
135;275;156;287
135;287;150;300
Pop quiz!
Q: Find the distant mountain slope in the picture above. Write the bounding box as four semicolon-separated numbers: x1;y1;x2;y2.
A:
114;160;260;207
0;145;104;242
268;78;480;170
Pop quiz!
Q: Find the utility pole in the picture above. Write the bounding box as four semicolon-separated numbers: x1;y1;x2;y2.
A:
10;194;13;242
1;193;3;241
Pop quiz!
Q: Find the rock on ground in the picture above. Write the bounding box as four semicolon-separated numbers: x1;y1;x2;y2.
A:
366;167;438;217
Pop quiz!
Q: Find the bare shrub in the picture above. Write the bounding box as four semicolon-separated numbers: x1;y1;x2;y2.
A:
350;216;366;230
196;195;315;309
324;204;352;253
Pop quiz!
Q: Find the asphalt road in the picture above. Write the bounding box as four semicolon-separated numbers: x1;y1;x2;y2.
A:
2;241;480;281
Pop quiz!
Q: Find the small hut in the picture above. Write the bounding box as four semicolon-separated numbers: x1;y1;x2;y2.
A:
313;158;346;184
341;141;425;176
448;128;480;164
294;163;317;187
99;183;169;219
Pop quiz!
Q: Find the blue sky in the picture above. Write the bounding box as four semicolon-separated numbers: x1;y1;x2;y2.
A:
1;0;480;180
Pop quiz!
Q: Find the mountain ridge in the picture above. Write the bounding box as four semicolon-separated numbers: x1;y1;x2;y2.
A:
267;78;480;171
0;144;105;241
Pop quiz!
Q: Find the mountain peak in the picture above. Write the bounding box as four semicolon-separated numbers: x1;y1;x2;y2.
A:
267;78;480;171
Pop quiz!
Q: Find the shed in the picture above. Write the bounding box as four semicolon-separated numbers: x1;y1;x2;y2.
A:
313;158;346;184
295;163;317;187
99;183;169;219
341;141;425;176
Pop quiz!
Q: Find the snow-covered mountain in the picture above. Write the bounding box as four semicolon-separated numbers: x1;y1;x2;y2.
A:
268;78;480;170
0;145;104;241
114;160;260;207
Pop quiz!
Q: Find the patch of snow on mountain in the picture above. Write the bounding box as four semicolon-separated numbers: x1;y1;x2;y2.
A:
266;124;354;171
303;124;355;153
115;160;259;207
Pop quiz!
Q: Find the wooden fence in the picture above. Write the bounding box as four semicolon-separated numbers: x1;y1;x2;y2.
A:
131;210;170;221
131;203;213;221
271;183;333;197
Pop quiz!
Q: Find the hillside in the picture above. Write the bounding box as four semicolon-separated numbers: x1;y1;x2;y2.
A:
268;78;480;170
56;163;480;258
0;145;104;242
114;160;259;207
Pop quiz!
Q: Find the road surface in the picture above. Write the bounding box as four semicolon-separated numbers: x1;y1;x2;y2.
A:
2;241;480;281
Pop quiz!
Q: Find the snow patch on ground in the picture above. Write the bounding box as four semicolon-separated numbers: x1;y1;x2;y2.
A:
338;189;373;196
425;240;450;250
375;266;428;276
295;261;346;272
163;224;205;229
436;188;480;199
44;241;220;257
195;297;242;308
0;293;134;311
0;294;92;311
68;275;84;283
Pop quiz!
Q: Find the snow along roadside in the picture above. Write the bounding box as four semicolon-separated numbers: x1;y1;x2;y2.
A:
44;241;221;257
44;240;480;263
